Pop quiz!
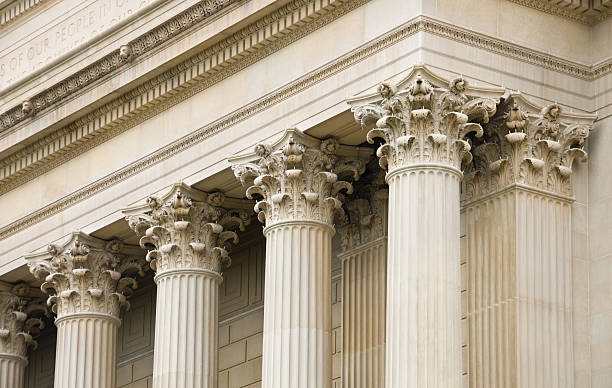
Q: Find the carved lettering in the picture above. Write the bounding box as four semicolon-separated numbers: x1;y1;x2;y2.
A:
0;0;153;86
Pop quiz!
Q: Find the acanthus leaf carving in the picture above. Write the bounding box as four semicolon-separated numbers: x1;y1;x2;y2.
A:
0;283;48;359
464;96;596;200
124;184;252;275
230;129;370;226
351;73;497;172
337;162;389;252
25;233;147;319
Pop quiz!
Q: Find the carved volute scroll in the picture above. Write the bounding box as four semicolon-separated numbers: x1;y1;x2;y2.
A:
350;70;500;172
464;93;597;199
0;283;47;359
337;162;389;252
26;233;147;319
230;128;371;227
124;183;252;276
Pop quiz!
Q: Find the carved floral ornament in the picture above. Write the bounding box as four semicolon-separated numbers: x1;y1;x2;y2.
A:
0;283;47;358
348;67;597;197
26;232;147;319
336;162;389;252
230;129;371;227
462;94;596;198
350;70;499;173
123;183;252;276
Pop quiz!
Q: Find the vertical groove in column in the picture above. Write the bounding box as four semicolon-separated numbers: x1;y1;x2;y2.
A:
341;238;387;388
261;222;332;388
152;271;219;388
386;168;462;388
0;355;26;388
53;315;118;388
465;189;574;388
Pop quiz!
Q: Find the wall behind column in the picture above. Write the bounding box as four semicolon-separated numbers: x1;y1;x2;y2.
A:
588;117;612;388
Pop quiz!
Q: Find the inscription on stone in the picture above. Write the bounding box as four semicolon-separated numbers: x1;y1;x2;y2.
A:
0;0;153;87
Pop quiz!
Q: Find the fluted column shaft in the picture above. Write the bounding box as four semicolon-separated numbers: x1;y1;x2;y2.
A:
0;354;26;388
386;165;462;388
464;188;574;388
340;238;386;388
262;221;333;388
54;314;119;388
153;269;220;388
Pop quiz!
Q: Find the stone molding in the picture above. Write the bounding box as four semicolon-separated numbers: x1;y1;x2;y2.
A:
0;283;46;360
25;232;147;319
123;182;252;275
0;10;602;243
0;14;608;196
507;0;612;25
464;92;597;201
0;0;368;197
0;0;46;25
230;128;369;227
349;66;501;172
0;0;237;130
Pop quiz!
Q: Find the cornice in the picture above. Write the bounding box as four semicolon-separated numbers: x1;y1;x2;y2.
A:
0;13;604;241
507;0;612;25
2;15;609;198
0;0;381;241
0;0;238;131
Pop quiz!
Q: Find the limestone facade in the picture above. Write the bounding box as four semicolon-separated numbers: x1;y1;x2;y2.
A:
0;0;611;387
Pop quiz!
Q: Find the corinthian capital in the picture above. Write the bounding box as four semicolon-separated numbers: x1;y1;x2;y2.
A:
123;183;252;275
25;233;146;319
337;163;388;252
350;70;501;172
464;94;597;200
0;283;46;359
230;129;370;226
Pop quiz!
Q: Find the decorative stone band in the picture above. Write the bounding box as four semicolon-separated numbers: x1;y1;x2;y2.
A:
230;128;371;227
123;182;253;276
349;67;501;173
0;0;236;130
464;92;597;200
25;232;147;319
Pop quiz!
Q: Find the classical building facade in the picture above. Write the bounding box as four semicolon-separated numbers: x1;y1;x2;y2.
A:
0;0;610;387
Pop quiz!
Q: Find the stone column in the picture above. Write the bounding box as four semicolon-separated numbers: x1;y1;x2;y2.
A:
231;129;367;388
463;98;596;388
0;283;45;388
124;184;251;388
337;167;388;388
26;233;145;388
351;71;499;388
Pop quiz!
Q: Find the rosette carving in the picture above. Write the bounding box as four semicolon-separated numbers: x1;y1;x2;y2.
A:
464;96;596;199
26;233;147;318
351;74;497;171
0;283;46;358
337;163;388;252
124;184;252;275
230;129;369;226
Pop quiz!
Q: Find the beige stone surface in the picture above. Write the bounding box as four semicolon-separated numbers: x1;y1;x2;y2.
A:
2;0;612;387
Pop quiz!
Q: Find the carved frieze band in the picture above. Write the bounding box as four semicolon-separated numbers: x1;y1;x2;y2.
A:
0;0;237;131
0;13;600;243
507;0;612;25
1;14;608;196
